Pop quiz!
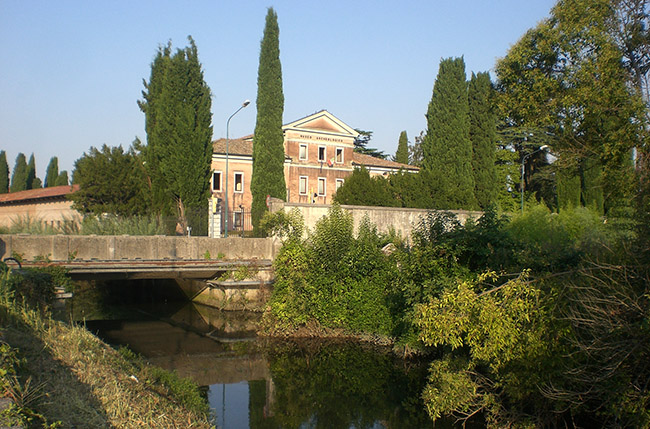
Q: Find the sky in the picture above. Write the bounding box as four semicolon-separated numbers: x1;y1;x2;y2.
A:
0;0;557;181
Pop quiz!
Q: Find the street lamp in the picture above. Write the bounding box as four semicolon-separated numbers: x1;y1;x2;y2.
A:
225;99;250;238
520;145;548;213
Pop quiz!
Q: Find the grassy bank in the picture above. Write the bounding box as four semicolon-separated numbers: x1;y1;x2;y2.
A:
0;265;214;428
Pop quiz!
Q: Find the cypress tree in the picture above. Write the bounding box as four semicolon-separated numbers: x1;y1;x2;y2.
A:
468;72;498;209
45;157;59;187
140;38;212;232
394;131;409;164
251;8;286;234
26;153;41;189
0;151;8;193
581;156;604;215
557;165;581;211
139;42;173;214
55;171;69;186
423;57;477;209
10;153;28;192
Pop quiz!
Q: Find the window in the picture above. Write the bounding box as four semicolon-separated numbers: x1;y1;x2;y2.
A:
299;176;308;195
318;177;326;196
335;147;343;163
234;172;244;193
212;171;222;192
318;146;326;162
299;144;307;160
233;212;243;228
336;178;344;190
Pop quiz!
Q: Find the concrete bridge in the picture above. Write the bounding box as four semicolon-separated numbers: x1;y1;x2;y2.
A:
0;234;281;310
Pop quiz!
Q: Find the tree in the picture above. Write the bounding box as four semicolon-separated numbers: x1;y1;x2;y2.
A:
26;153;41;189
333;167;398;207
353;129;387;159
0;151;8;194
394;131;409;164
70;144;150;216
495;0;647;214
139;37;213;232
10;153;28;192
45;157;59;188
55;171;69;186
469;72;498;209
423;57;477;210
251;8;286;234
408;131;425;167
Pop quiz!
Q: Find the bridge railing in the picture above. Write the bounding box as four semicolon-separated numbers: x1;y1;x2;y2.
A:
0;234;280;263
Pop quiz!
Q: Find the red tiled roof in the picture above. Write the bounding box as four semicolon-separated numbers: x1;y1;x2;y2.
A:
213;138;253;155
0;185;79;204
352;152;419;171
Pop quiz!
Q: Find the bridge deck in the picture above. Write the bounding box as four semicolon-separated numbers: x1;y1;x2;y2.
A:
16;259;272;280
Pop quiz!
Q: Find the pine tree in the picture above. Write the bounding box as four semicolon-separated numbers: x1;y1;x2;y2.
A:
394;131;409;164
0;151;8;193
26;153;41;189
581;156;604;215
45;157;59;187
55;171;69;186
251;8;286;234
469;72;498;209
423;57;477;209
140;37;213;232
557;165;581;211
10;153;28;192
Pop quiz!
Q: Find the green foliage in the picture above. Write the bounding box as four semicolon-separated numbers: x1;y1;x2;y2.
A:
423;57;477;210
469;71;498;209
387;170;434;208
10;153;28;192
556;163;581;211
45;157;59;188
54;171;68;186
353;129;387;159
26;153;40;190
139;37;213;233
0;151;8;194
269;205;394;335
148;367;209;416
581;156;604;215
333;167;398;207
259;208;305;242
78;214;168;236
71;144;151;217
251;8;286;235
394;131;409;164
495;0;647;213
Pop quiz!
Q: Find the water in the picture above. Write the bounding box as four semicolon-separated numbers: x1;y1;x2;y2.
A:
76;298;435;428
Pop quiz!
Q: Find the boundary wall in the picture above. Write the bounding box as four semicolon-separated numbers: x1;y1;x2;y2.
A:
269;199;482;240
0;235;280;262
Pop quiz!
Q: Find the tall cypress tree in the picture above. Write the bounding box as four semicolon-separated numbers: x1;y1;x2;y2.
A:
26;153;41;189
423;57;477;209
0;151;8;193
469;72;498;209
140;38;212;232
139;42;173;214
45;156;59;187
394;131;409;164
10;153;28;192
251;7;286;234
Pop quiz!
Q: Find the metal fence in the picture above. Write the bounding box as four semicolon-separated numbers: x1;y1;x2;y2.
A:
225;209;253;236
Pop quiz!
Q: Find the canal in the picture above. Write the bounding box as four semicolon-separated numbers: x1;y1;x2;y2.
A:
66;280;459;428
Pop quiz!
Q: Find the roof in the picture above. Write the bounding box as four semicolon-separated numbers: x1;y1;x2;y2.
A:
352;153;419;172
212;138;253;155
0;185;79;205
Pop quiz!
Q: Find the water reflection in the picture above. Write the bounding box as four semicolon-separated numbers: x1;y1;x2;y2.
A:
81;299;434;428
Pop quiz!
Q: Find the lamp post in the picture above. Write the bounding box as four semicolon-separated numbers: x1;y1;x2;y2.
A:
225;100;250;238
520;145;548;213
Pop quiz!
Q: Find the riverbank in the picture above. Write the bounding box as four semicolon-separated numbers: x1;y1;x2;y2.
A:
0;267;215;428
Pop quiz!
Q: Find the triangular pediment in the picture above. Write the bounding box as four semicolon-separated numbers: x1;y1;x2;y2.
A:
283;110;358;137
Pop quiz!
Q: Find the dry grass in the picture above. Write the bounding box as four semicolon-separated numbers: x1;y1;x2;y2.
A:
3;305;215;428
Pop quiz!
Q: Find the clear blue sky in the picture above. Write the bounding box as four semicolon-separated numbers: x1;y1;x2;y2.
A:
0;0;556;180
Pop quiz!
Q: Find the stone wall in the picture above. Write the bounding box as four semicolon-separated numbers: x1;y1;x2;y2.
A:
0;234;280;262
269;199;482;241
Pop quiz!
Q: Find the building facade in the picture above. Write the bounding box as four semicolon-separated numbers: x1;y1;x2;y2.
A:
0;185;81;230
210;110;417;234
